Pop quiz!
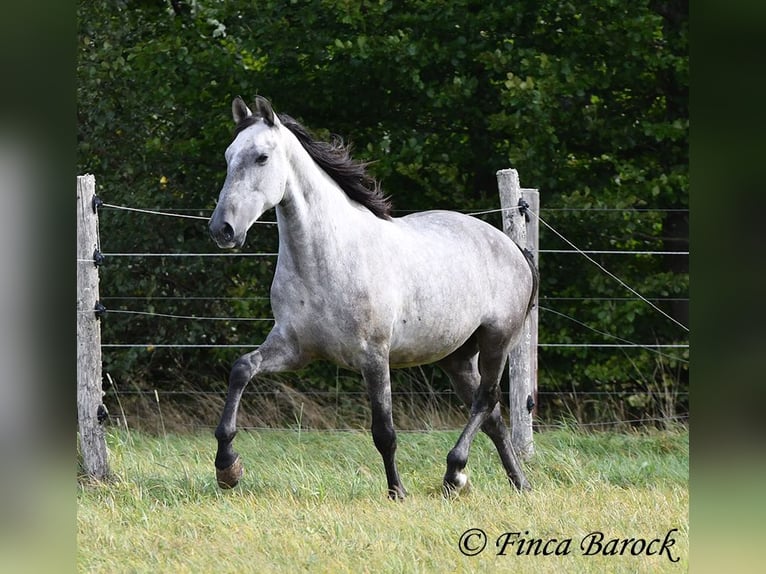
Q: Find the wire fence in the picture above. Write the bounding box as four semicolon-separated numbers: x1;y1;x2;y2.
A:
92;201;689;432
105;386;689;433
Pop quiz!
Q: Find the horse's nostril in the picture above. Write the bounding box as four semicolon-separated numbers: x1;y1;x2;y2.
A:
210;220;235;244
220;222;234;243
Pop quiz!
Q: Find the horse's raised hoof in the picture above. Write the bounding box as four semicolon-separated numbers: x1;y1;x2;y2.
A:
443;471;471;498
216;456;244;489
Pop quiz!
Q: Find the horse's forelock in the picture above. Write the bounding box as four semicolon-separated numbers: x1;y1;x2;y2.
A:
232;115;263;139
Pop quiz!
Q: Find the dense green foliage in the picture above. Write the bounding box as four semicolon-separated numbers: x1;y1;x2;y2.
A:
77;0;688;425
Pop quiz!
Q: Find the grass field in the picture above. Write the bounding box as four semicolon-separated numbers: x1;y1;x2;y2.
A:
77;426;688;573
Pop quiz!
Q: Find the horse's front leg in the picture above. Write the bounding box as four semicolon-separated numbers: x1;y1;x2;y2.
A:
215;330;304;489
363;356;407;500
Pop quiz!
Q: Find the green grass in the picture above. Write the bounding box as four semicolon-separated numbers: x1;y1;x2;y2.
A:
78;427;688;573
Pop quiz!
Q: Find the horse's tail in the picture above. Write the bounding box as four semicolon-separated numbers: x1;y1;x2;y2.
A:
517;243;539;317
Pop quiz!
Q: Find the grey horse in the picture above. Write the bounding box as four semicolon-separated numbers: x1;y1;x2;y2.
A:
209;96;538;499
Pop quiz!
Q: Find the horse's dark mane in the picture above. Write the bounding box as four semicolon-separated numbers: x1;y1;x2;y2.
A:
280;114;392;219
233;113;392;219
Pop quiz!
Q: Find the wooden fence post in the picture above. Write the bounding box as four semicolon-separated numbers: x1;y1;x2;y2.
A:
521;188;539;420
497;169;536;459
77;174;109;480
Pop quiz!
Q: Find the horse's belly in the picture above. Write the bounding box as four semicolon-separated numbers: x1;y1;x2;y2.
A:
388;315;478;368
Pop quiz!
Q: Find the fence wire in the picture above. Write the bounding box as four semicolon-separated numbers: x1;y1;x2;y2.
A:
91;201;689;430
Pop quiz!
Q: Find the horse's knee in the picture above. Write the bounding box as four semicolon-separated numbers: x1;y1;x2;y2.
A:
230;356;255;386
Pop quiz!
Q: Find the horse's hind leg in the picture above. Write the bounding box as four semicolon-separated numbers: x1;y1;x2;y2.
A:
214;329;305;489
363;355;406;500
438;330;530;494
437;338;479;492
481;405;530;491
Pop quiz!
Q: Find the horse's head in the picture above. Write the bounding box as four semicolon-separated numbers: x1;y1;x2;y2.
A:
209;96;286;248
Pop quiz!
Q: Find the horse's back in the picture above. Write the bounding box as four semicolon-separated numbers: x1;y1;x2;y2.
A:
383;210;534;366
393;210;530;289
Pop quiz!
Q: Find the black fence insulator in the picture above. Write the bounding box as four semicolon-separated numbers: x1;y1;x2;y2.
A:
97;404;109;424
518;197;530;222
92;194;103;213
94;301;107;320
93;248;105;267
526;394;535;414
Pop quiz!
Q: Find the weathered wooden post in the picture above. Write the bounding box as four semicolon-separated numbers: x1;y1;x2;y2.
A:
497;169;538;459
521;187;539;421
77;174;109;480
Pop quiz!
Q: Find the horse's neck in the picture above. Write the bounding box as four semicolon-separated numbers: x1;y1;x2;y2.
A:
275;142;367;271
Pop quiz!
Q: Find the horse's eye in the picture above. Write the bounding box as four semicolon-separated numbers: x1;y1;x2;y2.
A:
256;154;269;165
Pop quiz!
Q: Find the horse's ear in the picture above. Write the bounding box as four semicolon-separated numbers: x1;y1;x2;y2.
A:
232;96;253;123
253;96;275;127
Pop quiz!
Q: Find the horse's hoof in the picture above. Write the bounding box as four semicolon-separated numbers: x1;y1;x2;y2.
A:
216;456;244;489
443;471;470;498
511;476;532;492
387;486;407;501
